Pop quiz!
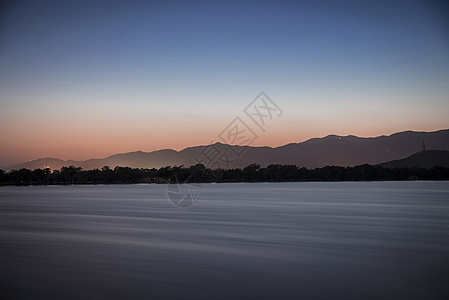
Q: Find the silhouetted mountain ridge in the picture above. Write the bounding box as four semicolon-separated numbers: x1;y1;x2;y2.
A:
3;129;449;171
378;150;449;169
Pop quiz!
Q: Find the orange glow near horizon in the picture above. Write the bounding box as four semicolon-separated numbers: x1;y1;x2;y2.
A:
1;106;448;166
1;0;449;167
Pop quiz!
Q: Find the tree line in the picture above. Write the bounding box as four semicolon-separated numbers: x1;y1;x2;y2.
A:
1;164;448;186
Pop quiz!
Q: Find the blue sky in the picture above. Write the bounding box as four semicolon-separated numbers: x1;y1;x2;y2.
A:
0;0;448;165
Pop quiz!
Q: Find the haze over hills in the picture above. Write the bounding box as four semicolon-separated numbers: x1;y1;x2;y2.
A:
3;129;449;171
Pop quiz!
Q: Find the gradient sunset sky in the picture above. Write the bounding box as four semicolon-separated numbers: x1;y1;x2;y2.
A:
1;0;448;166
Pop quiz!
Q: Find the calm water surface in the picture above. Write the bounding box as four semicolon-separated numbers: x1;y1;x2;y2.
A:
1;182;448;299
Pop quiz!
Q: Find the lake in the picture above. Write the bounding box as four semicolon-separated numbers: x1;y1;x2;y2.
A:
1;182;448;299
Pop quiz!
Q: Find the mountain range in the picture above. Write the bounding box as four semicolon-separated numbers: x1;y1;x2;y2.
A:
3;129;449;171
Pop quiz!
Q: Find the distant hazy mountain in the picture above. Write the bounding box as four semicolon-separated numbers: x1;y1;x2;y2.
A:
3;129;449;171
378;150;449;169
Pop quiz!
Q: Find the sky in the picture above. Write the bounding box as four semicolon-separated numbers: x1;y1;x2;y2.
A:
1;0;448;166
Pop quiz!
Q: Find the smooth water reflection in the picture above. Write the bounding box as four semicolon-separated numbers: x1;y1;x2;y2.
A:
1;182;448;299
